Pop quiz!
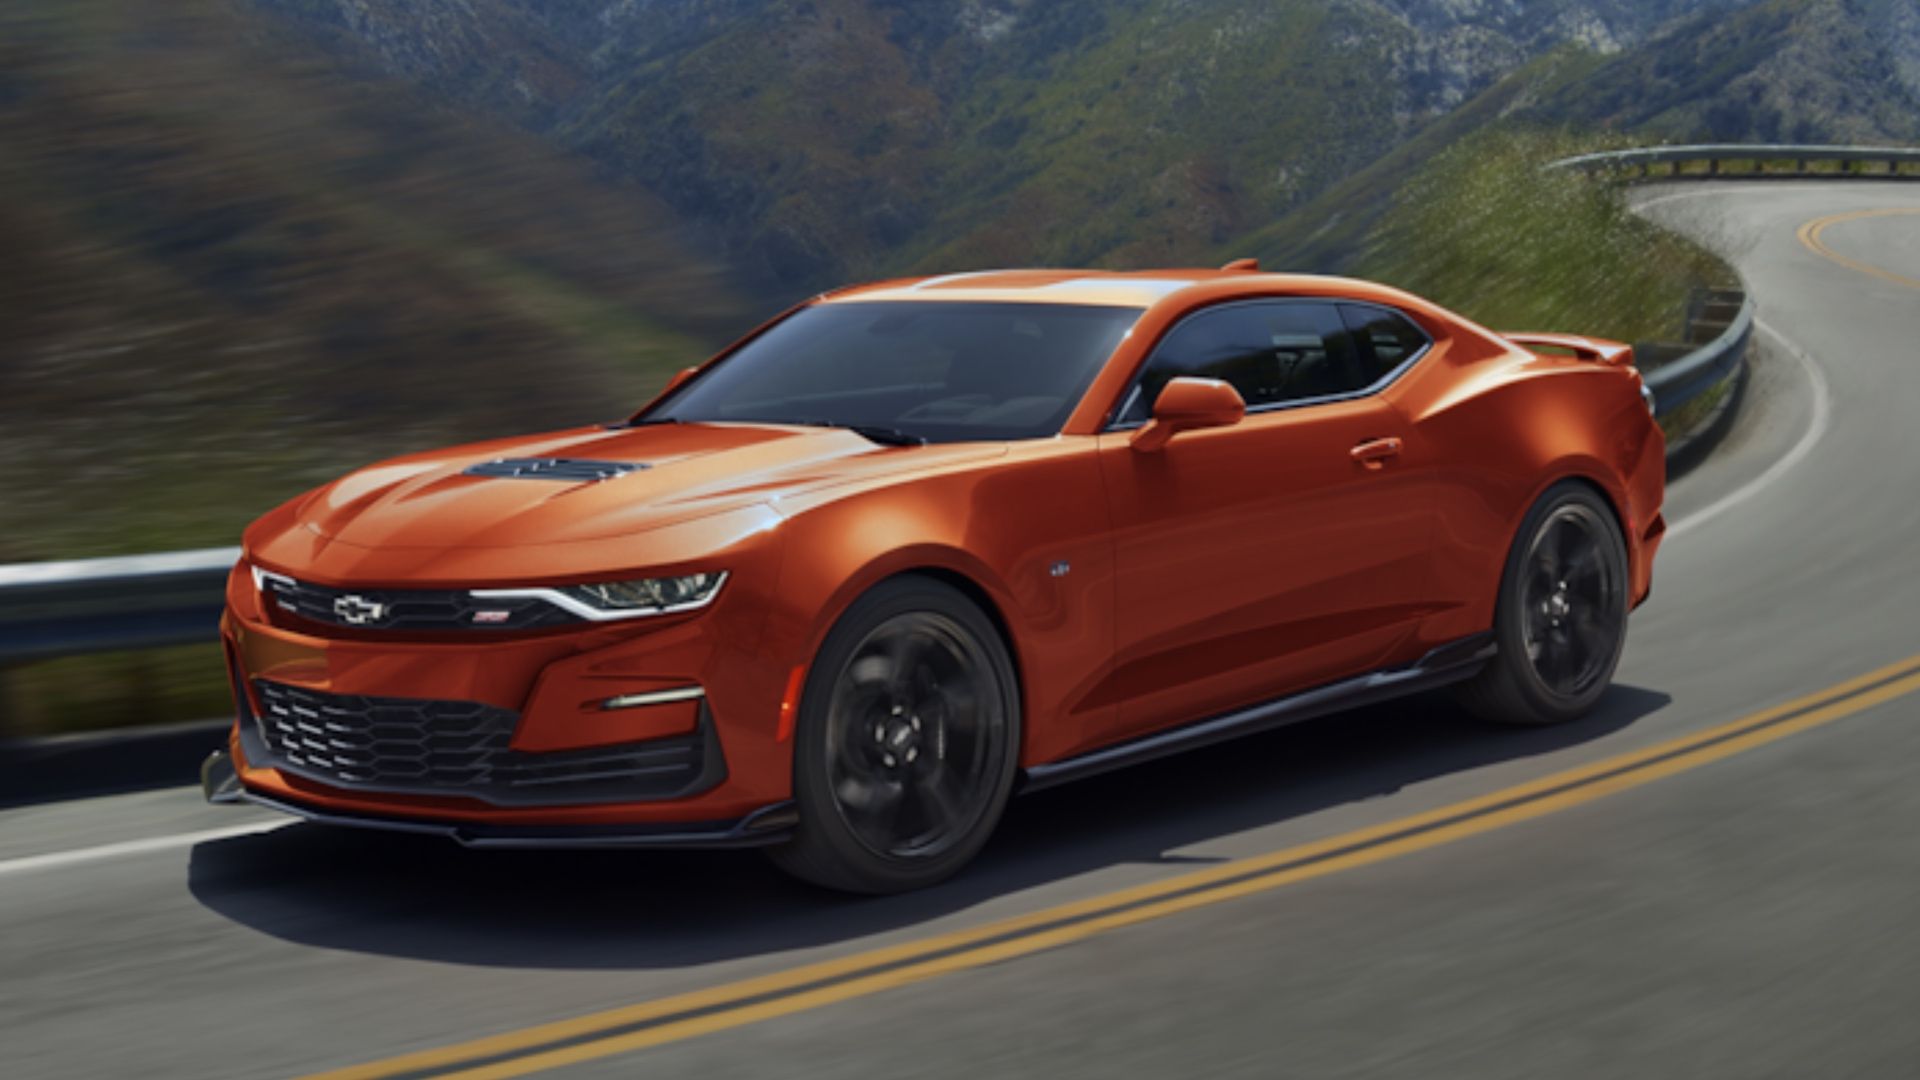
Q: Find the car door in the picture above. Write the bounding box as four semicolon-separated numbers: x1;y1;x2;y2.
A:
1093;298;1438;743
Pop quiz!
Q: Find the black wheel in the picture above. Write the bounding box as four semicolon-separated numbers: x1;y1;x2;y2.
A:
1457;481;1629;726
768;576;1020;893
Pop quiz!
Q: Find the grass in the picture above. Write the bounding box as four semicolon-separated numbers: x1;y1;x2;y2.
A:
2;644;231;739
1352;128;1736;345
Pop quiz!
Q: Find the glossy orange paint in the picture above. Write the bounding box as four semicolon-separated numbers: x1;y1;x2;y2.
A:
222;268;1664;832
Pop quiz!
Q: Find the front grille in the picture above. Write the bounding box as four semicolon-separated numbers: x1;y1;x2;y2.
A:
261;574;576;632
251;680;716;806
463;457;644;482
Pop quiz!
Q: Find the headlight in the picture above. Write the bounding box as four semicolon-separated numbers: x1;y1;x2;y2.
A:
565;573;725;612
472;572;727;621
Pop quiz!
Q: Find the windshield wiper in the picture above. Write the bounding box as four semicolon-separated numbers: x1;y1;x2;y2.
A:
845;424;927;446
602;416;683;429
789;419;927;446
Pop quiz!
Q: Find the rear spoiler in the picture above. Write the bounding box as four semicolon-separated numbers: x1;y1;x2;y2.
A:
1502;332;1634;367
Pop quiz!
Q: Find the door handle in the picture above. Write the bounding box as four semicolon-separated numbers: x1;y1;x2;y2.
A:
1350;437;1403;470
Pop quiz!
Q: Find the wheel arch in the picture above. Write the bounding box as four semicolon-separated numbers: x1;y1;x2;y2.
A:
793;546;1033;747
1491;469;1633;612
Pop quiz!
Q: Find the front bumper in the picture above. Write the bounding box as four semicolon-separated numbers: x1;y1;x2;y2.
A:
202;748;797;848
215;553;802;831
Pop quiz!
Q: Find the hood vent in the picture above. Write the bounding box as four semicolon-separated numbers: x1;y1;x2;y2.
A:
463;457;646;483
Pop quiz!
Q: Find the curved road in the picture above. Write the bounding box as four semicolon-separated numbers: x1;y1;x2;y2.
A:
7;181;1920;1079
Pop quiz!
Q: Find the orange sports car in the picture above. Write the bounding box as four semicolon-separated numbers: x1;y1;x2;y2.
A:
202;264;1665;892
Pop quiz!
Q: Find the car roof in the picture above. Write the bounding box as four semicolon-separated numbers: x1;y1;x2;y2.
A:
820;269;1423;311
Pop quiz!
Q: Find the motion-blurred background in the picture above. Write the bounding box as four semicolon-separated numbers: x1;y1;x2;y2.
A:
4;0;1916;734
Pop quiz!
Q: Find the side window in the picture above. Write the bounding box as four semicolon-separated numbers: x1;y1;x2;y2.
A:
1339;304;1431;385
1117;301;1362;423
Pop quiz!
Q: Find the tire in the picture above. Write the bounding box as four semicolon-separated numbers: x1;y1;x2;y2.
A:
1457;481;1630;726
767;576;1021;893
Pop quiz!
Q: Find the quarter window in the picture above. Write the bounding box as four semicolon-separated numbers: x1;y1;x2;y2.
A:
1340;304;1431;385
1117;301;1364;424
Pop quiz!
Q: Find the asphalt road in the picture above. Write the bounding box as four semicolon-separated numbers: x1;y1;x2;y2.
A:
6;181;1920;1079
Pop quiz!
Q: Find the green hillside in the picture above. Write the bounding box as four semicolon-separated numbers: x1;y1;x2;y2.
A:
0;0;747;564
1355;128;1733;345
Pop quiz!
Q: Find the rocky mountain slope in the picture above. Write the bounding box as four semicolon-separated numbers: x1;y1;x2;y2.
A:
254;0;1789;293
1527;0;1920;143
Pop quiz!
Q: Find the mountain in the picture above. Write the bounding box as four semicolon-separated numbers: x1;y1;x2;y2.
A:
1525;0;1920;142
248;0;1767;294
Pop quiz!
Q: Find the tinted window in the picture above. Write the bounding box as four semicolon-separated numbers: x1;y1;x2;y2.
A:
649;301;1142;442
1340;304;1431;384
1117;301;1363;424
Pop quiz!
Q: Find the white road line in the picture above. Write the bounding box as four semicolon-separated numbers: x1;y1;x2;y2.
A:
1625;183;1836;541
1668;318;1831;540
0;819;291;877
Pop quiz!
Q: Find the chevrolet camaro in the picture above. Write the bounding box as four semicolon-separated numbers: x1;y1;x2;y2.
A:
201;263;1666;892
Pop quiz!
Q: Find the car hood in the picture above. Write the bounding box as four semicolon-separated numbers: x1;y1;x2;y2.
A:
294;422;1007;550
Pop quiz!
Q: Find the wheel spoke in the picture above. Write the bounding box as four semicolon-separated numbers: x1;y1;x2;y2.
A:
1563;543;1603;587
1552;518;1586;571
886;631;938;699
1536;635;1568;686
914;769;967;832
835;774;903;816
1569;611;1612;676
847;654;892;688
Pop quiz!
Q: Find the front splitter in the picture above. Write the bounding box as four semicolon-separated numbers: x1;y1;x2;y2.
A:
200;750;796;850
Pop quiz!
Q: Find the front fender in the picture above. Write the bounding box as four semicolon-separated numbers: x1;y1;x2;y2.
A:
760;442;1119;765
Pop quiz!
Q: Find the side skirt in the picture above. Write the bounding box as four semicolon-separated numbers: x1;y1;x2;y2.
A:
1019;633;1495;793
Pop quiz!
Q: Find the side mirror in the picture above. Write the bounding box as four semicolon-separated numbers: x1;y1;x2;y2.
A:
1129;377;1246;452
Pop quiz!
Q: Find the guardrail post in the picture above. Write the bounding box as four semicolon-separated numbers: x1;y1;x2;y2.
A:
1708;158;1719;175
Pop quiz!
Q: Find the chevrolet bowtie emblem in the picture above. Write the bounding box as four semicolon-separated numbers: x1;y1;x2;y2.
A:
332;594;388;626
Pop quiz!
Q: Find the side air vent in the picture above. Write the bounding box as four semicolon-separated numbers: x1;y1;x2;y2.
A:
463;457;645;482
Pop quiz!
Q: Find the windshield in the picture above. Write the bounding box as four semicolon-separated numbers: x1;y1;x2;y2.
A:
644;301;1143;443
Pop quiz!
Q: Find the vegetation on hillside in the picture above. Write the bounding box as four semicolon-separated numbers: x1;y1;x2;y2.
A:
253;0;1920;297
1354;128;1736;344
0;0;747;565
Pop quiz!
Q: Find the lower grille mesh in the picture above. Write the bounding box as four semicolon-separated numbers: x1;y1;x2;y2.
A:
251;680;713;806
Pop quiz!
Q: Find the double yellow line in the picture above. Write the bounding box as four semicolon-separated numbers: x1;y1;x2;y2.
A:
1797;208;1920;290
308;650;1920;1080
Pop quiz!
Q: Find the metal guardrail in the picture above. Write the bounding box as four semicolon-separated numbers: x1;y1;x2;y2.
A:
0;294;1755;666
1642;288;1753;421
0;547;238;663
1549;143;1920;179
